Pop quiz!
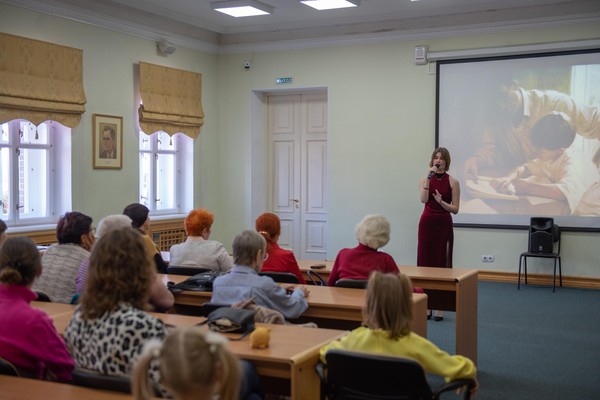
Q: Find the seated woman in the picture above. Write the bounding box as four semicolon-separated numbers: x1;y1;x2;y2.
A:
320;272;478;393
123;203;168;273
169;209;233;272
0;237;74;381
255;212;306;284
211;230;309;320
76;215;174;312
33;212;94;303
133;328;259;400
327;214;399;286
64;228;167;390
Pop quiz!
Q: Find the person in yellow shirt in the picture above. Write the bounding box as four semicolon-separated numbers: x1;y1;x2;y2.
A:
320;272;479;392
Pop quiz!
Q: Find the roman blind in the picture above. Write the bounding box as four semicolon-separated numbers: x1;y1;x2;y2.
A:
0;33;86;128
138;62;204;139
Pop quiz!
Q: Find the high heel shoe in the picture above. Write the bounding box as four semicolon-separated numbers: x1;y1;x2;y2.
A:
427;310;432;320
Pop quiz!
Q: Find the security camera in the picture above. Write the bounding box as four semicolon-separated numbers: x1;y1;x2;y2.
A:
244;61;251;70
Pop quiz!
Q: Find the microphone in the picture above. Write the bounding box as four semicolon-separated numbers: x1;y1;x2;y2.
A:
427;163;441;179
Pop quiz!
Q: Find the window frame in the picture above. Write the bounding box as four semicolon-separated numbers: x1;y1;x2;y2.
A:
0;119;70;228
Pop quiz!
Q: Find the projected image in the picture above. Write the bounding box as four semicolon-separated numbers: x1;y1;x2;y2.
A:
437;50;600;230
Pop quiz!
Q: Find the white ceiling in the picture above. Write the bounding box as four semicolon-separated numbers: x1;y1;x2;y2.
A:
3;0;600;52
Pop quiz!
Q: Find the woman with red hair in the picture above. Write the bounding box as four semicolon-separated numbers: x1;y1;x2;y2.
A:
169;209;233;272
255;212;306;284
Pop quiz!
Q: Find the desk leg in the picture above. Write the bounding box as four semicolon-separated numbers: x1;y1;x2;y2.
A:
291;357;320;400
455;273;478;365
411;295;428;338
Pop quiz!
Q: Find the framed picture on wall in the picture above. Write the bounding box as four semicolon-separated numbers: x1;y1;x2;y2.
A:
93;114;123;169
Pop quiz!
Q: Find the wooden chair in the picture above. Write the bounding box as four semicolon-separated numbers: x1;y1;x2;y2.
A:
316;349;476;400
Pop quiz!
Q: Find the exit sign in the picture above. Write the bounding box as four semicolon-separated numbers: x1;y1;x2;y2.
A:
276;77;293;84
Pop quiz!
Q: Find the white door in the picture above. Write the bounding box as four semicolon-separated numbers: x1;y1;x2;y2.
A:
267;92;327;260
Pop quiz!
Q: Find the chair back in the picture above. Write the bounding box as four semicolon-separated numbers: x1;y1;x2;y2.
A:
0;358;19;376
320;350;433;400
307;270;327;286
166;265;213;276
335;278;368;289
71;368;132;393
34;291;52;302
259;271;299;283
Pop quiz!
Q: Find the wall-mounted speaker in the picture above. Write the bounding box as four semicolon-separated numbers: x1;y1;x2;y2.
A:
157;39;176;56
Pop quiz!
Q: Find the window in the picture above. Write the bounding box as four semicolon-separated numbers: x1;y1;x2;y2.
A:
139;131;192;216
0;120;71;227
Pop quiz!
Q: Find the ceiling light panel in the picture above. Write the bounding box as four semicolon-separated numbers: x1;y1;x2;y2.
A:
211;0;273;17
300;0;360;11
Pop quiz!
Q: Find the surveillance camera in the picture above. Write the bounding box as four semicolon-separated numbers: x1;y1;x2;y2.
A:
244;61;251;70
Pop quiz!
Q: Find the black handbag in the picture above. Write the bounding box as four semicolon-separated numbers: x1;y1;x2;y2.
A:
167;271;224;293
203;307;256;340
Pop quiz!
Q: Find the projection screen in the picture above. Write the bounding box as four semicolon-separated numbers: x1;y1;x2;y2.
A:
436;49;600;231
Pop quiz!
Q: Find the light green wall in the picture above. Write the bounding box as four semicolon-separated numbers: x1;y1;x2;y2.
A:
214;28;600;278
0;3;221;235
1;3;599;278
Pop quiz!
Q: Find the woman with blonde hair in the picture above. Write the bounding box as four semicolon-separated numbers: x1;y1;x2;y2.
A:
133;328;240;400
320;272;478;392
64;228;167;390
169;208;233;272
255;212;305;284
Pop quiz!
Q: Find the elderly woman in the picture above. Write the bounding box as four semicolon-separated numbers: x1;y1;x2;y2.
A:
256;212;305;284
75;215;174;312
123;203;168;273
33;212;94;303
326;214;399;286
211;230;309;320
169;209;233;272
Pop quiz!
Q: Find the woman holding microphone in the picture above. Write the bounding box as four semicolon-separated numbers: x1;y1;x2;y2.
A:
417;147;460;321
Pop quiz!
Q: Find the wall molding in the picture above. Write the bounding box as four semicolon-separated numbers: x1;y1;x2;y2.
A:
478;270;600;290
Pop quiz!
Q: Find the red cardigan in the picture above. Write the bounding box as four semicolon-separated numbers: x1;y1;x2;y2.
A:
260;243;306;284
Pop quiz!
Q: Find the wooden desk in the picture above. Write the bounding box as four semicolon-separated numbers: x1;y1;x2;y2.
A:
161;274;428;338
298;260;478;364
397;266;478;364
0;375;134;400
227;323;345;399
36;304;343;400
31;301;76;318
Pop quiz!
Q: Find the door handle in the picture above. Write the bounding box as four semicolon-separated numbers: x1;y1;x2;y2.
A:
289;199;299;209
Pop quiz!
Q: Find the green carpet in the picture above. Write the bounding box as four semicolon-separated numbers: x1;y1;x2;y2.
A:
426;281;600;400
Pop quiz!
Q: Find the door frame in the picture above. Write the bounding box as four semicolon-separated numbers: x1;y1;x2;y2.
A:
250;86;328;226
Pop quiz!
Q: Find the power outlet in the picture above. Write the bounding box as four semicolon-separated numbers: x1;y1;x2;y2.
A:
481;255;494;263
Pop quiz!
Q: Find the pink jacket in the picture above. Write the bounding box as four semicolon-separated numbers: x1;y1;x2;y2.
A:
0;284;74;381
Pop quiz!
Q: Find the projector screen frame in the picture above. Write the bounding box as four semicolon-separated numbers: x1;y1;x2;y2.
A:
435;48;600;233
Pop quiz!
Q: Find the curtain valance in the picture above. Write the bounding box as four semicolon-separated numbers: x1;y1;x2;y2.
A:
0;33;86;127
138;62;204;139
